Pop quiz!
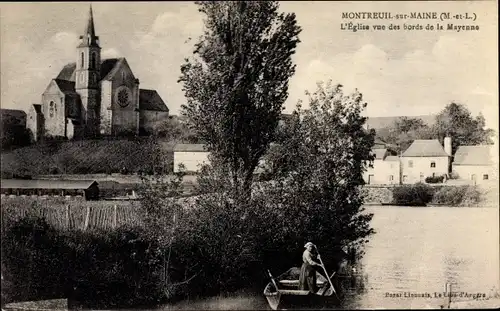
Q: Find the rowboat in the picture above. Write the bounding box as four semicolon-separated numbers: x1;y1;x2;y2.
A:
263;267;342;310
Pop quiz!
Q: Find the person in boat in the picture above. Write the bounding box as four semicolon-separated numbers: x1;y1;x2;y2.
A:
299;242;327;293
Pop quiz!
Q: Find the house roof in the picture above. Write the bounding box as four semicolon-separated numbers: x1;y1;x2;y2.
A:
55;58;121;83
372;148;388;160
385;156;400;161
366;115;436;130
453;145;494;166
174;144;207;152
1;109;27;120
139;89;169;112
401;139;448;157
1;179;98;190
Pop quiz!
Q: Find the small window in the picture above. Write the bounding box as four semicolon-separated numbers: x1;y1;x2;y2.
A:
403;175;408;182
122;71;126;81
408;160;413;168
81;52;84;68
483;174;489;180
389;175;394;181
49;101;56;118
90;52;97;69
430;161;436;168
420;172;424;179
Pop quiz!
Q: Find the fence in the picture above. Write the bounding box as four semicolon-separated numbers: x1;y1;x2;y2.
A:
1;200;143;231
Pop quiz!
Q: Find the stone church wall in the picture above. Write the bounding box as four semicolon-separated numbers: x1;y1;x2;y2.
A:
99;81;113;136
110;66;139;135
42;82;66;138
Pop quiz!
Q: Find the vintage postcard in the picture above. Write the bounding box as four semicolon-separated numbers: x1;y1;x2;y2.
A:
1;1;498;310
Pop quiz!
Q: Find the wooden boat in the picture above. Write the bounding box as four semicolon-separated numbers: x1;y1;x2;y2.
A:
263;267;342;310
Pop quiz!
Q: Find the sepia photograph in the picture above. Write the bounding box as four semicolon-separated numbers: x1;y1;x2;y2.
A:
0;1;498;310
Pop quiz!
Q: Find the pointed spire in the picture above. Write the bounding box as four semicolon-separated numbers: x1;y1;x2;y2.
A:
79;3;99;47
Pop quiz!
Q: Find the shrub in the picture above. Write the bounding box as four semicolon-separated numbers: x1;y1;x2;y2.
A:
1;216;165;308
391;183;435;206
425;175;445;183
432;185;481;206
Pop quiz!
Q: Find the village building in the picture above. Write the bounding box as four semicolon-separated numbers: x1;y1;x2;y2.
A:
0;179;99;200
363;148;400;185
400;138;451;184
452;145;497;184
29;5;169;140
173;144;209;173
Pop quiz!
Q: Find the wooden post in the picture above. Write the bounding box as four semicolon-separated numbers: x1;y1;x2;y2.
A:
84;205;91;231
66;205;71;230
113;205;117;229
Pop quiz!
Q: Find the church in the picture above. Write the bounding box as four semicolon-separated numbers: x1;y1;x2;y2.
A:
28;6;169;140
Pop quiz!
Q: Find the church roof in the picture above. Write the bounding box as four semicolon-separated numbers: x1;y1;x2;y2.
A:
54;79;77;95
32;104;42;114
139;89;169;112
56;63;77;81
55;58;121;83
78;5;100;48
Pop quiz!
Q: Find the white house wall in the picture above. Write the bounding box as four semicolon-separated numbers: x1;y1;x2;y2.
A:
363;159;400;185
401;156;448;184
453;165;497;184
174;151;210;173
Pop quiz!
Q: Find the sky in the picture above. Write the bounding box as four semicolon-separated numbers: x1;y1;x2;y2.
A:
0;1;498;131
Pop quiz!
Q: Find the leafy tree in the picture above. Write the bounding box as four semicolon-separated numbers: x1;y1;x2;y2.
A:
260;81;376;262
375;117;434;153
179;1;301;204
1;115;32;151
433;102;494;155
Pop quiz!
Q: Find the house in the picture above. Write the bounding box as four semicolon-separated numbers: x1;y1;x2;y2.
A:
452;145;496;184
0;179;99;200
363;148;400;185
400;138;451;184
173;144;209;173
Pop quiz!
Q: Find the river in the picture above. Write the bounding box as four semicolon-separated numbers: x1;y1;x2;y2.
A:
159;206;499;310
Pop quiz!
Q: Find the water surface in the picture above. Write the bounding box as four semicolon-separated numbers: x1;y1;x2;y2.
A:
160;206;499;309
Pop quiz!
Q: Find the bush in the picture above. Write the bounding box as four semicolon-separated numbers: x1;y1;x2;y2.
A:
425;175;444;183
1;216;165;308
432;185;481;206
391;183;435;206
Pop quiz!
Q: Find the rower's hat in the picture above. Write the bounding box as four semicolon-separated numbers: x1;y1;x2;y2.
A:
304;242;315;248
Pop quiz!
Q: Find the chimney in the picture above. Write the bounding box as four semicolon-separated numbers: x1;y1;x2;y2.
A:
444;136;452;156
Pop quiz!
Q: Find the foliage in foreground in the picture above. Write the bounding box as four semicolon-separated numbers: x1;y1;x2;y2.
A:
1;216;164;308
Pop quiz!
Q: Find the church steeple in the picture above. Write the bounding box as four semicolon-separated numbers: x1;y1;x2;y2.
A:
78;4;100;48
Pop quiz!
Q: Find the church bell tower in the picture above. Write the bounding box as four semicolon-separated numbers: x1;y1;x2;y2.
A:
76;4;101;137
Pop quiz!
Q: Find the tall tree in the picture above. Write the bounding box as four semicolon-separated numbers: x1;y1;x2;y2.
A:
179;1;301;204
433;102;494;154
260;81;376;261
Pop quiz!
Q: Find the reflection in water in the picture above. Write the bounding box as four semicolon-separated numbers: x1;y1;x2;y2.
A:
158;207;499;310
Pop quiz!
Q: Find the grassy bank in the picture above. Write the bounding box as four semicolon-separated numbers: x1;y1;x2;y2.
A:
1;138;175;178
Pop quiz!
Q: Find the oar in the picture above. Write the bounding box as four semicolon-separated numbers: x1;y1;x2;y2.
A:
267;269;279;292
317;252;339;299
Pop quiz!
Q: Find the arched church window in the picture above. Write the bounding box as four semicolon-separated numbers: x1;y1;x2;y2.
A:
81;52;84;68
49;101;56;118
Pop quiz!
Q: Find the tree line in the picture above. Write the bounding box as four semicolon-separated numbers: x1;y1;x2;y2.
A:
375;102;494;155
